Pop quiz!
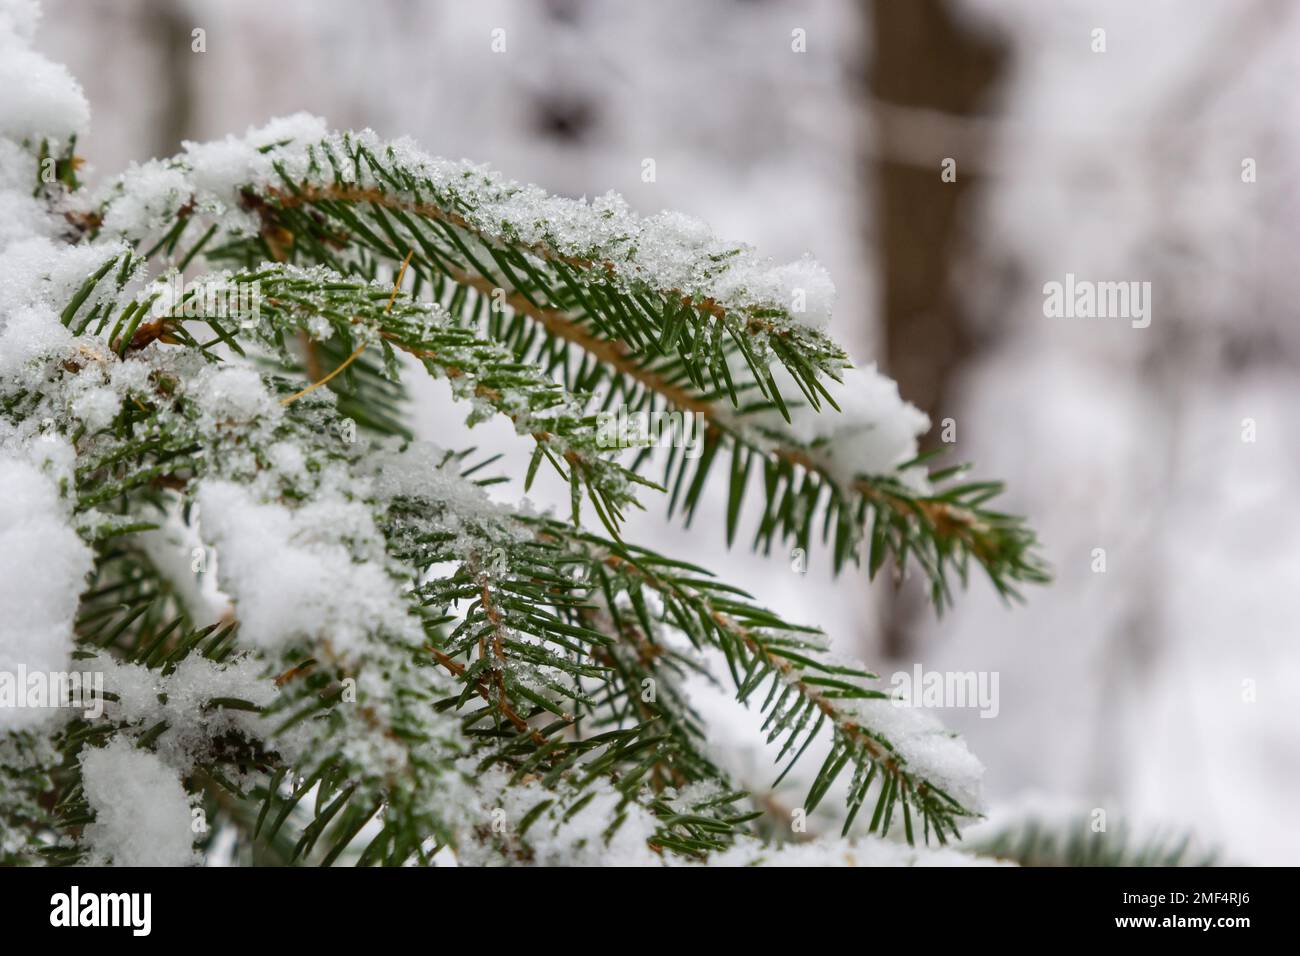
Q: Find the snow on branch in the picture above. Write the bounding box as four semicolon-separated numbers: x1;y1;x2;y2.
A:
79;117;1047;605
0;5;1037;865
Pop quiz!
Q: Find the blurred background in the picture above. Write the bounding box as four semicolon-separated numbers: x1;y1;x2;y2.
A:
36;0;1300;863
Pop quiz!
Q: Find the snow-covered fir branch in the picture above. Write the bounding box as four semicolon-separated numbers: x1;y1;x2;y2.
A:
0;0;1041;867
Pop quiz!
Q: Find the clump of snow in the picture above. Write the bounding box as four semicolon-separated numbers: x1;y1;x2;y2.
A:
188;363;281;429
184;112;329;199
366;439;530;547
0;190;59;248
0;240;132;337
846;698;985;814
0;0;89;147
80;738;197;866
457;762;664;867
196;479;416;655
68;383;121;432
263;440;308;483
97;160;196;239
747;360;930;487
0;449;93;731
136;508;232;627
96;654;276;770
0;303;74;382
0;0;39;42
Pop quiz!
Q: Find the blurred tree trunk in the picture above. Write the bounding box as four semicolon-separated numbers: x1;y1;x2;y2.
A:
142;0;196;161
866;0;1006;658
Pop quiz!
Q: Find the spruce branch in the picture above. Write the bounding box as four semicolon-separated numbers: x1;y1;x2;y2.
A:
87;130;1049;606
32;230;983;861
0;19;1046;862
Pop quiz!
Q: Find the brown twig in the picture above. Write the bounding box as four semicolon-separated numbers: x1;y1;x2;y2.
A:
426;645;545;745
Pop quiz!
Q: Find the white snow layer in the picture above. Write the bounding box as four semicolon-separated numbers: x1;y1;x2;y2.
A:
461;762;994;867
96;654;278;770
94;113;839;333
751;360;931;485
0;0;89;146
196;479;416;655
847;699;986;814
0;450;94;731
80;737;197;866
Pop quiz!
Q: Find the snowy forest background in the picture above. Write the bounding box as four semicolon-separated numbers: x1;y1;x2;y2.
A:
34;0;1300;864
